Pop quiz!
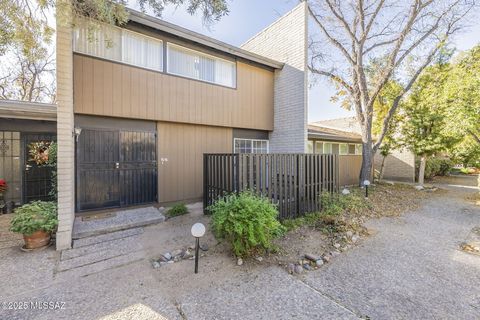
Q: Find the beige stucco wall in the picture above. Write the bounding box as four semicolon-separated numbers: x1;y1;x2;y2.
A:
374;149;415;183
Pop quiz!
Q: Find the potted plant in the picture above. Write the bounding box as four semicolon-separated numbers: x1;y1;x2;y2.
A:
10;201;58;249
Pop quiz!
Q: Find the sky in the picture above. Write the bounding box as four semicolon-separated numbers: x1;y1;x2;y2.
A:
131;0;480;122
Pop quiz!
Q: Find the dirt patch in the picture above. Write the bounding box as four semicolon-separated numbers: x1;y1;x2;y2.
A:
0;214;23;249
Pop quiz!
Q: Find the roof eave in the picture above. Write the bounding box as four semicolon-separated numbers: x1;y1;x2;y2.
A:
0;100;57;121
127;9;284;70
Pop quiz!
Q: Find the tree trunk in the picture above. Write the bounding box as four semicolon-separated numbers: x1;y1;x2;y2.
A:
359;143;373;186
418;154;427;186
379;155;387;180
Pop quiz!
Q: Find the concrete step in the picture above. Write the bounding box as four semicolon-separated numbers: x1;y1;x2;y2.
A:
56;250;145;280
58;236;142;272
73;206;165;239
72;227;144;249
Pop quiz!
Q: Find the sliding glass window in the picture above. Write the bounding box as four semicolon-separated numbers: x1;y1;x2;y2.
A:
73;21;163;72
167;43;237;88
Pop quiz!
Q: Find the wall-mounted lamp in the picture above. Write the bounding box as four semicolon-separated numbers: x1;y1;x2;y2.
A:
363;180;371;198
191;222;206;274
74;127;82;142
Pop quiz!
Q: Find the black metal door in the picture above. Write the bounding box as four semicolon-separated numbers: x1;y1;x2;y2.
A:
23;133;56;203
76;129;157;211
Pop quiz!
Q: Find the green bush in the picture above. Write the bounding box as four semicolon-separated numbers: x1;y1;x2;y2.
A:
282;190;371;233
10;201;58;235
166;203;189;217
209;191;285;257
417;157;453;180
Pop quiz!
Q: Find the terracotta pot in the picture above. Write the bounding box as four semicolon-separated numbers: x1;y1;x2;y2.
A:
23;230;51;249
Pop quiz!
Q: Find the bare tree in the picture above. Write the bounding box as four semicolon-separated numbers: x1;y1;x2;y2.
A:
0;47;55;103
308;0;475;184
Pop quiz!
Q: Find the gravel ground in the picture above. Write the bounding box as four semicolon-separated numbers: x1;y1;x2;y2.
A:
1;175;478;319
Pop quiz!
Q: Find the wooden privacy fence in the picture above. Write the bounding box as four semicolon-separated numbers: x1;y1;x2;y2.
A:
203;153;339;219
338;155;363;186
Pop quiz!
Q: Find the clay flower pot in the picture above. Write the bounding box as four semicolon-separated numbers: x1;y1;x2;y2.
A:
23;230;51;249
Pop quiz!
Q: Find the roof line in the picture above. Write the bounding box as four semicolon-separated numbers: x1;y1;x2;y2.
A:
127;9;284;69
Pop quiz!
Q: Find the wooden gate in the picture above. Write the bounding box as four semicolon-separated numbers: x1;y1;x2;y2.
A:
203;153;339;219
76;129;157;211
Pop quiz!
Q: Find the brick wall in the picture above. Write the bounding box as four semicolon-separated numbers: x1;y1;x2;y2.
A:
241;2;308;153
56;5;75;250
374;149;416;183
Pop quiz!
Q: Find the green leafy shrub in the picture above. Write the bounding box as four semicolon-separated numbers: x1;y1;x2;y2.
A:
282;190;370;233
209;191;285;257
10;201;58;235
416;157;453;179
166;203;188;217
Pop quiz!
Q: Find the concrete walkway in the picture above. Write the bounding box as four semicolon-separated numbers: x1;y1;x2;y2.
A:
1;176;479;319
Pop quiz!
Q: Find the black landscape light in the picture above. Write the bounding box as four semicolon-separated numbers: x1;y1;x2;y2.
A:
363;180;371;198
191;223;206;274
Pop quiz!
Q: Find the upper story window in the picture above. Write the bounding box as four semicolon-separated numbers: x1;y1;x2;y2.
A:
234;138;268;154
73;21;163;72
167;43;236;88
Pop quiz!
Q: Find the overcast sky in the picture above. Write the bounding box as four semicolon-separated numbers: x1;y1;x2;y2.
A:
132;0;480;122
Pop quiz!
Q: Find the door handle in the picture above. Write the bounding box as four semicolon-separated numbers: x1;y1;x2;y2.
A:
115;162;120;169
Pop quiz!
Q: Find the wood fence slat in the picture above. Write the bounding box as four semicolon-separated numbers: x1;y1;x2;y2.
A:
203;153;339;218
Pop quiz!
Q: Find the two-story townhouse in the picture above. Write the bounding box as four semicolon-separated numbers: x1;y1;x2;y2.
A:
52;3;310;249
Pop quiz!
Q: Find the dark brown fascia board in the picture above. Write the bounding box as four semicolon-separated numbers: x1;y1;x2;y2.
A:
0;99;56;121
127;9;284;70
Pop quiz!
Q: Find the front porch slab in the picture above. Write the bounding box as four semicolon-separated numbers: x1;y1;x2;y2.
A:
72;207;165;239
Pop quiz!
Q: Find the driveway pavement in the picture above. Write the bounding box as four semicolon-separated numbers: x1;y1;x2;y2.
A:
1;175;479;319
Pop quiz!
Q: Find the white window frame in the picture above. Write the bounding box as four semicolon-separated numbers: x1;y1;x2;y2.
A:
323;142;333;154
233;138;269;154
339;143;349;155
167;42;237;88
73;20;164;72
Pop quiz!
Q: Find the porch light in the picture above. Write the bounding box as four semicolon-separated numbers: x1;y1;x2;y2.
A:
191;223;206;274
363;180;371;198
74;127;82;142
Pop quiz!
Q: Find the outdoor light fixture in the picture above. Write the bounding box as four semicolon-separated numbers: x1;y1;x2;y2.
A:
363;180;371;198
191;222;206;274
74;127;82;142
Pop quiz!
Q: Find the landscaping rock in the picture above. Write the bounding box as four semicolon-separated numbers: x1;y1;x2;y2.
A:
183;250;193;259
294;264;304;274
152;261;161;269
255;256;263;262
322;255;331;263
237;258;243;266
158;255;169;262
315;259;324;267
162;252;172;261
303;264;312;271
304;253;321;262
331;250;341;257
172;249;185;258
346;231;353;238
333;243;341;249
415;185;425;191
351;235;359;243
287;263;295;274
200;243;209;251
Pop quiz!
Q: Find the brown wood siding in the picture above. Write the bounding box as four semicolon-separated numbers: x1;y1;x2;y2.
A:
73;54;274;130
157;122;232;203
